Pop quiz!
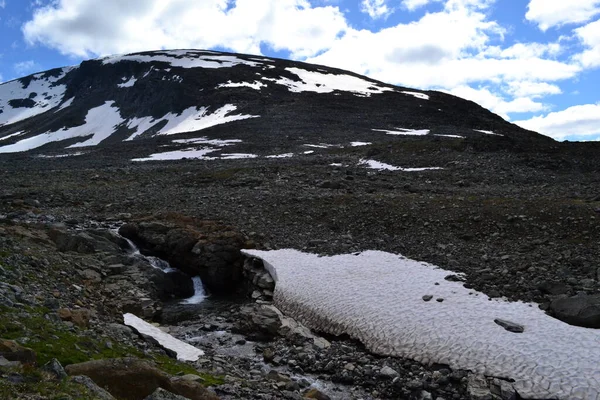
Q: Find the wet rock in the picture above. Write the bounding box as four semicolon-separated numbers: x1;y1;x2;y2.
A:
549;294;600;328
422;295;433;302
0;339;36;365
490;378;518;400
467;375;493;400
303;388;331;400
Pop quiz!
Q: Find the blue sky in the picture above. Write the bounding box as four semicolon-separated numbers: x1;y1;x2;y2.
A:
1;0;599;141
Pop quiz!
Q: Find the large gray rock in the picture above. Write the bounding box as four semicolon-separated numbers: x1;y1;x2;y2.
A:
145;387;190;400
549;294;600;328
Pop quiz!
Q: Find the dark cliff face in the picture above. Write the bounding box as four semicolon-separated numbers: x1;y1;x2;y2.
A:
0;49;553;157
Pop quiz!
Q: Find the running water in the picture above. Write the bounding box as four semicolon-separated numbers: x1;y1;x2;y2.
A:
116;229;207;304
181;276;207;304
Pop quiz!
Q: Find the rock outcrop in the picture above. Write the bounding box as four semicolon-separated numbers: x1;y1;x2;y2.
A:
65;357;219;400
119;215;253;294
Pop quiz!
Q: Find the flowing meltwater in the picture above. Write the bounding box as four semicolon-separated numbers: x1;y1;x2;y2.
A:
181;276;207;305
243;249;600;400
119;232;206;304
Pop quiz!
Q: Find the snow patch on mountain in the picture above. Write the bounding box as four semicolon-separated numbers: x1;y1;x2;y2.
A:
103;50;262;69
0;67;73;127
262;67;394;97
217;81;266;90
243;249;600;400
117;77;137;88
359;159;442;172
0;101;124;153
401;91;429;100
474;129;504;136
372;128;431;136
126;104;258;140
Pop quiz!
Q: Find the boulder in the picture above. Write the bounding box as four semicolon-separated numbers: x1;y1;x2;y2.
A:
70;375;116;400
118;217;249;294
65;358;218;400
0;339;36;365
145;388;190;400
235;304;282;341
549;294;600;328
42;358;68;380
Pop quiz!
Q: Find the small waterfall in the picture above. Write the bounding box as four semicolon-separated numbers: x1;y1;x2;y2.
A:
181;276;207;305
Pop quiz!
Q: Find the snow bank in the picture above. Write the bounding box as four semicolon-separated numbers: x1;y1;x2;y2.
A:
359;159;442;172
242;249;600;400
372;128;430;136
263;68;394;97
126;104;258;140
103;51;262;69
0;67;73;127
401;91;429;100
0;101;124;153
123;313;203;361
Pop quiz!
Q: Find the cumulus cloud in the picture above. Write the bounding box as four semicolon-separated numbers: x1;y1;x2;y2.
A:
361;0;391;19
447;85;546;120
526;0;600;31
506;81;562;98
574;19;600;68
515;103;600;140
402;0;442;11
23;0;347;59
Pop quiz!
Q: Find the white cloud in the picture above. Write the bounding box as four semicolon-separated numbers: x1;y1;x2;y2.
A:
361;0;391;19
402;0;442;11
0;1;6;9
574;19;600;68
515;103;600;140
23;0;347;59
526;0;600;31
447;85;546;120
506;81;562;98
307;8;578;90
13;60;41;75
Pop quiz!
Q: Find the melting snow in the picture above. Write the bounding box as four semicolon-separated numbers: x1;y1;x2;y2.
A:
242;249;600;400
263;67;394;97
401;91;429;100
0;67;72;127
123;313;203;361
266;153;294;158
36;152;85;158
118;77;137;88
359;159;442;172
126;104;258;140
435;134;465;139
219;153;258;159
103;51;262;69
131;148;217;162
172;137;242;146
303;150;315;155
58;97;74;111
0;131;26;142
0;101;124;153
304;144;333;149
351;141;371;146
217;80;266;90
372;128;430;136
474;129;504;136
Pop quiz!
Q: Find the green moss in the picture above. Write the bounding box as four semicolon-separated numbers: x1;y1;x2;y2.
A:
153;355;225;386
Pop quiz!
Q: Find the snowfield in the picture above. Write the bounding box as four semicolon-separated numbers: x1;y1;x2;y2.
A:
0;67;73;127
123;313;203;361
242;249;600;400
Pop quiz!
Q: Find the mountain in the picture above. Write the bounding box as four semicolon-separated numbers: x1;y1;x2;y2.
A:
0;49;552;159
1;50;600;400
